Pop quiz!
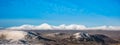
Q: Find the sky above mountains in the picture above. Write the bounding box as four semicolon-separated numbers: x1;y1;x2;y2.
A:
0;0;120;28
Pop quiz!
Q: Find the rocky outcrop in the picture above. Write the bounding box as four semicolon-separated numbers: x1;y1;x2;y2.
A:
70;32;92;42
91;34;118;45
68;32;118;45
25;31;55;42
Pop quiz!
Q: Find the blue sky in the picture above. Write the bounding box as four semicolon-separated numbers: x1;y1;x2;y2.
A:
0;0;120;27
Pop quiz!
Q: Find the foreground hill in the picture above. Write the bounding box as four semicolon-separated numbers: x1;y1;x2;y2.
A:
0;30;119;45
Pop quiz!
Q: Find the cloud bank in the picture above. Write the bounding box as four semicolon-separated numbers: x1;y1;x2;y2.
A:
6;23;120;30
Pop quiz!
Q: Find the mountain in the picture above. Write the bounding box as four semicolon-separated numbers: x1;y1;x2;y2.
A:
68;32;118;45
6;23;120;30
0;30;119;45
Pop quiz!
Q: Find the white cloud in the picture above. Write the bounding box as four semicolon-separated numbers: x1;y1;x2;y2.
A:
52;24;86;30
6;23;120;30
87;26;120;30
6;23;53;30
7;24;35;30
34;23;53;30
87;26;107;30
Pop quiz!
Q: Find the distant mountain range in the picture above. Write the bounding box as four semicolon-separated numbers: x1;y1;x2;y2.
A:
4;23;120;30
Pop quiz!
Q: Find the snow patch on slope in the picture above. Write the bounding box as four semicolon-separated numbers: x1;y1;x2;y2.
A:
0;31;27;41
